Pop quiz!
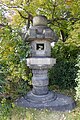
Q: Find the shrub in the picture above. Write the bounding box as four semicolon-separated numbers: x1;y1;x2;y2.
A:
0;26;31;100
0;98;13;120
0;73;6;100
49;21;80;89
75;55;80;100
49;59;77;89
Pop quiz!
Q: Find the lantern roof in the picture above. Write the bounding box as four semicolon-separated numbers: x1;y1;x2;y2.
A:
26;15;58;42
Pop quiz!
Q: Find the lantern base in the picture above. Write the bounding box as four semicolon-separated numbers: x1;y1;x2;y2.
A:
15;91;75;111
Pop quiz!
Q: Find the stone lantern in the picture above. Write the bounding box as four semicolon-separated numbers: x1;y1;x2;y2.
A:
16;15;75;111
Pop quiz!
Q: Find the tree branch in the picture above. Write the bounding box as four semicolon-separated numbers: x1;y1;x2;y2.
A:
48;17;80;24
17;10;28;19
60;30;66;42
0;24;5;27
17;10;33;29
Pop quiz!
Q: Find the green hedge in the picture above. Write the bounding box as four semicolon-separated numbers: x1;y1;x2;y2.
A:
49;20;80;89
49;59;77;89
75;55;80;100
0;27;31;100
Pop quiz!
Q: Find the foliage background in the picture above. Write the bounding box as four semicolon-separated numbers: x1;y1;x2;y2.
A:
0;2;80;119
0;0;80;120
0;25;31;99
49;20;80;89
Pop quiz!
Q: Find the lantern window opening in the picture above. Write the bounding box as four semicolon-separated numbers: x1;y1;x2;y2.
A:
36;43;44;50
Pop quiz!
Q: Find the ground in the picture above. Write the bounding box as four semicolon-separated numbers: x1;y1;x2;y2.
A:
0;88;80;120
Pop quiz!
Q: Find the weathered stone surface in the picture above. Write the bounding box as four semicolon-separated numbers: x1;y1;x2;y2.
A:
31;40;51;57
32;86;48;95
32;75;49;86
24;91;56;102
15;15;75;111
27;26;58;42
32;69;49;95
33;15;47;26
15;92;75;111
27;58;56;67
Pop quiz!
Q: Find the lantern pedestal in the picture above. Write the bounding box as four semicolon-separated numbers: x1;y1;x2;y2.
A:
15;92;75;111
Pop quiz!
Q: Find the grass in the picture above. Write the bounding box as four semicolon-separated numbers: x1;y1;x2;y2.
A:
1;103;80;120
0;88;80;120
